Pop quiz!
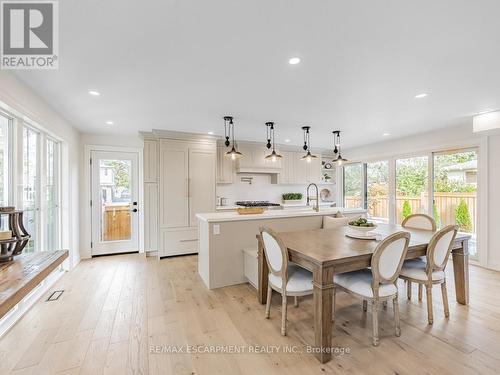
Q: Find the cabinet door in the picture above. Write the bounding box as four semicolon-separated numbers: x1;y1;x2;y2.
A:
278;151;292;184
189;147;216;226
236;145;253;169
217;146;233;184
307;156;322;183
144;140;159;183
159;142;189;228
293;152;308;184
144;183;158;251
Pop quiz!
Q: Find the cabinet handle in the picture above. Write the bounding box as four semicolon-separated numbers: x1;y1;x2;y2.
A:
179;239;197;243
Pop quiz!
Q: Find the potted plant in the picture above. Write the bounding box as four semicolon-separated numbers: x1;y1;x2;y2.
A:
282;193;303;205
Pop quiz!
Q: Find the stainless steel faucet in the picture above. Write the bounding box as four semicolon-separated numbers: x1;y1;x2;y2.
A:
306;183;320;212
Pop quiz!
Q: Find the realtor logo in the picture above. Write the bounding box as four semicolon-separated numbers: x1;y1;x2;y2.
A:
1;1;59;69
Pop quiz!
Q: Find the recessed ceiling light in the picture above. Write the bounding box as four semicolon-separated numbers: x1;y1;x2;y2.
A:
284;139;291;143
382;132;390;136
414;93;428;99
105;121;114;125
288;57;301;65
208;131;214;135
88;90;100;96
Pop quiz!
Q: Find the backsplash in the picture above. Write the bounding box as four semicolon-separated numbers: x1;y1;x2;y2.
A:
216;174;336;205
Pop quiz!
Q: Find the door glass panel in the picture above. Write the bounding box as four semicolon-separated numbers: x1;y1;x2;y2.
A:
343;163;363;209
396;156;429;224
367;161;389;222
45;138;59;250
0;114;9;207
22;127;39;253
433;149;477;257
99;159;132;242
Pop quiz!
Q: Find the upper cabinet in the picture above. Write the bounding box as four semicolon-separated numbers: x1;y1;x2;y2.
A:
216;146;233;184
236;144;281;173
278;151;322;184
144;140;159;182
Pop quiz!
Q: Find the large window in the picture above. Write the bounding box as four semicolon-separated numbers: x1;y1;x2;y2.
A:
45;138;60;251
0;114;10;206
22;127;39;253
343;163;363;209
367;161;389;221
396;156;429;223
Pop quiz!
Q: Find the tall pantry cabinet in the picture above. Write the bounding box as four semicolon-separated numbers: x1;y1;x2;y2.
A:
142;132;216;257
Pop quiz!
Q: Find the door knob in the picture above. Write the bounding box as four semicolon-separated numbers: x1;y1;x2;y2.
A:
132;208;138;213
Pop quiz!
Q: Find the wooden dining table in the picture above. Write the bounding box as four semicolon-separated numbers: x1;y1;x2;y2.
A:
257;223;471;364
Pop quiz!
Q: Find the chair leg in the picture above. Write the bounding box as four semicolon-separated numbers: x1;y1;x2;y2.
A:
294;296;299;307
407;280;412;300
393;296;401;337
332;288;336;323
265;285;272;319
363;300;367;312
441;281;450;318
426;284;434;325
383;301;388;309
372;300;380;346
418;284;423;301
281;293;288;336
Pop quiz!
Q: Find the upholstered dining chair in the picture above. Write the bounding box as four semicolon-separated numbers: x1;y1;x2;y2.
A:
399;225;458;325
401;214;437;301
333;231;410;346
259;227;314;336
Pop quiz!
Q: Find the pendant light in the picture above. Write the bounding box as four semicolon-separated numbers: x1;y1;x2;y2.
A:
301;126;318;163
264;122;282;162
332;130;348;165
223;116;243;160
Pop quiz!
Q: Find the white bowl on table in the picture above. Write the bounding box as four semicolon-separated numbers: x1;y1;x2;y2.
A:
347;224;378;232
346;224;378;240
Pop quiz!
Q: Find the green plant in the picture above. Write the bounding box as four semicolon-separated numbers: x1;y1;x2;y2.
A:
402;200;412;218
433;204;441;228
282;193;303;201
455;199;472;232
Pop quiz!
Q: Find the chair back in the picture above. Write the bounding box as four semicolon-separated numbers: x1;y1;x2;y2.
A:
371;232;411;290
402;214;436;231
259;227;289;280
426;225;458;271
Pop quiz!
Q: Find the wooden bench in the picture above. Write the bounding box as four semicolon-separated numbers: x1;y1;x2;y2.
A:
0;250;69;319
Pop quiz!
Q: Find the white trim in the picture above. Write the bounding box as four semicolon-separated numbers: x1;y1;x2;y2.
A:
83;144;144;258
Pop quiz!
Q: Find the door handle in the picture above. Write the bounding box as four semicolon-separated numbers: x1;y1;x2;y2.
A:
132;208;138;213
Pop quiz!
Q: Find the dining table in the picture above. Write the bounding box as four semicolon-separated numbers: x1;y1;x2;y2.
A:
256;223;471;363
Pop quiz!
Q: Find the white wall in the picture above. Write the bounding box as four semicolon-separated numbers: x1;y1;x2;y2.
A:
0;72;81;267
343;122;500;271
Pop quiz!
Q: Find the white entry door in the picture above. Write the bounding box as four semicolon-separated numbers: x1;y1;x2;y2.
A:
91;151;139;256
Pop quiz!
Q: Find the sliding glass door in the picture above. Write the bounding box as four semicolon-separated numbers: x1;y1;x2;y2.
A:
22;127;39;253
366;161;390;222
395;156;429;224
44;138;60;251
433;149;478;256
343;163;364;209
0;114;10;207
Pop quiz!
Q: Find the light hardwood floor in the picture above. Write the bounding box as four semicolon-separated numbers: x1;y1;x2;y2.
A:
1;253;500;374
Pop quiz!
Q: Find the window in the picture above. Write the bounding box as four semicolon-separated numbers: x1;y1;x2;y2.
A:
45;138;60;251
22;127;39;253
366;161;389;221
0;114;10;207
396;156;429;224
343;163;363;209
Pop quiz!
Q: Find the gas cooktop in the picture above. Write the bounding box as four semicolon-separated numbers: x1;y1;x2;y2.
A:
235;201;281;207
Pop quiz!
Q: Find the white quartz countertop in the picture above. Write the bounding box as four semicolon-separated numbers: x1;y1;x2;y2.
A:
196;207;366;223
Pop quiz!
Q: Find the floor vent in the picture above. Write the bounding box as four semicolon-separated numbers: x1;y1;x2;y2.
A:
46;290;64;302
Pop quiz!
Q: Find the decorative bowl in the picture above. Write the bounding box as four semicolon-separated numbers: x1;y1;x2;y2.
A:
348;224;378;232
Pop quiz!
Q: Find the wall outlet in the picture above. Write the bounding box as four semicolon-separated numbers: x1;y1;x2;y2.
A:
213;224;220;235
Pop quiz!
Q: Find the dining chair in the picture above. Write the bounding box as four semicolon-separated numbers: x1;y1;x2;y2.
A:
399;225;458;325
401;214;437;301
333;231;410;346
259;226;314;336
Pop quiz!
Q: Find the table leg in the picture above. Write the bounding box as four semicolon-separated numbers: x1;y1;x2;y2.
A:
452;240;469;305
257;235;268;304
313;265;334;364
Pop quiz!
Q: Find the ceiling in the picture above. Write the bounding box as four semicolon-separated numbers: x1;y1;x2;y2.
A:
14;0;500;149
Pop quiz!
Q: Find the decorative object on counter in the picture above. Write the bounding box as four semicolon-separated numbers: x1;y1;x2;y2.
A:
332;130;348;165
223;116;243;160
0;207;15;213
235;201;281;208
282;193;303;204
220;197;229;206
300;126;318;162
334;211;344;218
264;122;282;162
320;188;332;202
0;209;31;262
237;207;266;215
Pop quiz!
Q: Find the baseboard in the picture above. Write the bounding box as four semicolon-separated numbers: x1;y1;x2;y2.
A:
146;250;158;257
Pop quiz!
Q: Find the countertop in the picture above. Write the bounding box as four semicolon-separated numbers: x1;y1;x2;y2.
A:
196;207;366;223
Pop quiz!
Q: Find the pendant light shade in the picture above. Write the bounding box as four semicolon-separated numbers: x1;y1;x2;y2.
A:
264;122;282;162
223;116;243;159
332;130;348;165
300;126;317;162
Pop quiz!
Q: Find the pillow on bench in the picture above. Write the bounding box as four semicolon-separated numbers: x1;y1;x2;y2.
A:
323;215;361;229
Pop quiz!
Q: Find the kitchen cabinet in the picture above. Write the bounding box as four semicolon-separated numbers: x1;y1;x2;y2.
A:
144;183;158;252
217;146;233;184
236;144;281;173
278;151;322;184
144;140;158;183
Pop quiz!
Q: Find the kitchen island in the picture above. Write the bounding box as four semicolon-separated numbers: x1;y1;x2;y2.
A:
196;207;366;289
